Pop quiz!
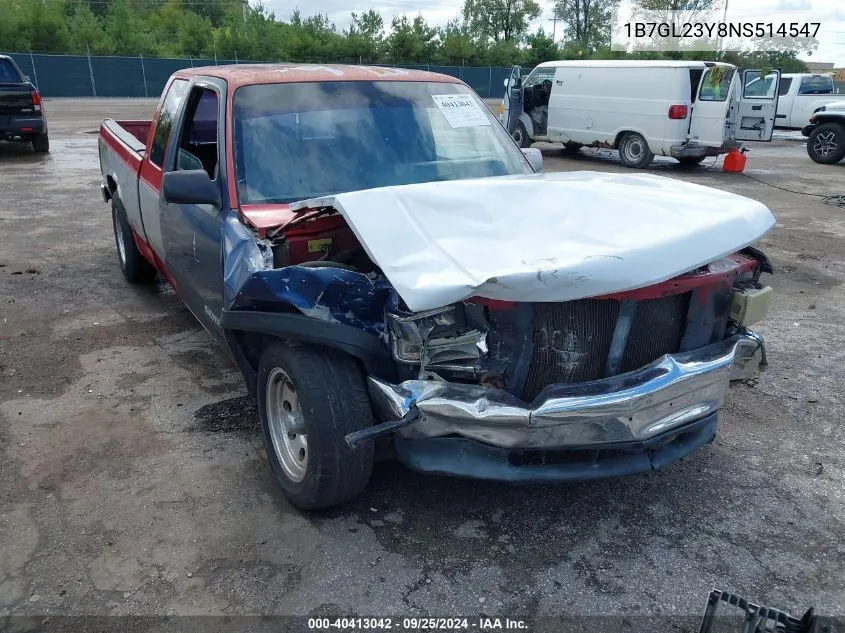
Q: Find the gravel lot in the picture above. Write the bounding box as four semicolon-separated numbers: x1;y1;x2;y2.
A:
1;98;843;628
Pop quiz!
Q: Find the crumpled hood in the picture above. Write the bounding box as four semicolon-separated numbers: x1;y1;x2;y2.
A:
290;171;775;312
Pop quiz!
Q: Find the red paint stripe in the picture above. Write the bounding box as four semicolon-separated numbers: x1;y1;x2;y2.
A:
131;228;180;293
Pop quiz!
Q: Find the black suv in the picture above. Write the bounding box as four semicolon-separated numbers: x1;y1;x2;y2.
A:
0;54;48;153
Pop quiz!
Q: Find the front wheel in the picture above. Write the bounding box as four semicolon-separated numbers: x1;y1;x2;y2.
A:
806;123;845;164
617;132;654;169
511;121;531;148
257;342;374;510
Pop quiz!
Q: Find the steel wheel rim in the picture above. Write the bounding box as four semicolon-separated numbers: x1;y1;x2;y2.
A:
266;367;308;483
813;131;838;157
512;127;524;145
622;137;644;163
114;217;127;266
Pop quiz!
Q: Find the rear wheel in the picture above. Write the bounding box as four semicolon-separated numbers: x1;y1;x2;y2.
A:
112;199;157;284
511;121;531;148
32;133;49;153
257;342;374;510
617;132;654;169
806;123;845;164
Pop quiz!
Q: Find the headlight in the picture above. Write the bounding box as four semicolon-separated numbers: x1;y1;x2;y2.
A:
386;306;458;363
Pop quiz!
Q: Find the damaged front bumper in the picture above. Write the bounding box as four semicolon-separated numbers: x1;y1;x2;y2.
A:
366;333;763;481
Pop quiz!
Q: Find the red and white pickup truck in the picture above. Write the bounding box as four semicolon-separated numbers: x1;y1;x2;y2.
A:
99;63;776;509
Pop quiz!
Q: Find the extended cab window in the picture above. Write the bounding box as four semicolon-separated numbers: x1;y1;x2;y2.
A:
798;75;833;95
778;77;793;96
0;59;22;83
233;81;530;204
174;87;219;179
149;78;188;167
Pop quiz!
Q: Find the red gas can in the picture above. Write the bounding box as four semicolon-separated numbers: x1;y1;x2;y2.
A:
723;149;747;173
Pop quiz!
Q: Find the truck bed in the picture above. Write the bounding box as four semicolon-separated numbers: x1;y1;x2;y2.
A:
99;119;152;263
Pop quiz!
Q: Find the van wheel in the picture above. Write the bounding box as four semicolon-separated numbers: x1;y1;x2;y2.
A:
511;122;530;148
618;132;653;169
32;134;49;153
112;199;157;284
807;123;845;164
257;342;374;510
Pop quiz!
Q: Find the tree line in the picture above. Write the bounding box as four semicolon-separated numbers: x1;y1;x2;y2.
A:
0;0;809;71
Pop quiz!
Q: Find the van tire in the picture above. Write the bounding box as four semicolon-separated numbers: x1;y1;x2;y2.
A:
112;199;158;284
257;342;374;510
618;132;653;169
511;122;530;148
806;123;845;164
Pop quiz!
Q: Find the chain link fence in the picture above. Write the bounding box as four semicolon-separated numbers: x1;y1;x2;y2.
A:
5;52;518;99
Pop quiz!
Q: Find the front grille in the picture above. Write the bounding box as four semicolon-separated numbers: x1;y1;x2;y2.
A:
522;294;690;401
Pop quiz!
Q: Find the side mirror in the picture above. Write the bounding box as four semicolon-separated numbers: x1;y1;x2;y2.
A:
522;147;543;172
503;78;509;88
162;170;221;207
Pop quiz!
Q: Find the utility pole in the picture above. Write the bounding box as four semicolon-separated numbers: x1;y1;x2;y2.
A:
548;9;559;42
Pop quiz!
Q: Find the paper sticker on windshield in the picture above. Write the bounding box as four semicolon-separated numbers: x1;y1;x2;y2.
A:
432;94;491;128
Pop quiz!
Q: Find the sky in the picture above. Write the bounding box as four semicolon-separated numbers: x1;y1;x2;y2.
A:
264;0;844;66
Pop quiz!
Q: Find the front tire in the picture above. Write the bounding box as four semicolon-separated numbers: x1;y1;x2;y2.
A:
32;133;49;153
617;132;654;169
112;199;157;284
257;342;374;510
807;123;845;164
511;121;531;148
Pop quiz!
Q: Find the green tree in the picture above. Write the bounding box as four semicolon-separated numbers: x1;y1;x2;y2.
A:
344;10;385;62
553;0;620;51
437;19;480;65
67;4;114;54
105;0;155;55
521;27;559;66
387;15;438;63
462;0;542;43
20;0;70;53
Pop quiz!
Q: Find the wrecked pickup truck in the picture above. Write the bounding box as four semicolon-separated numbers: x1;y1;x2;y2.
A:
99;64;776;509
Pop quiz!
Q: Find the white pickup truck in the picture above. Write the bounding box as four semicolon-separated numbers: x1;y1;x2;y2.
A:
774;73;838;129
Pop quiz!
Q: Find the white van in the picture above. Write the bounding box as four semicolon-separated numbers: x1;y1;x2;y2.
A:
500;60;780;168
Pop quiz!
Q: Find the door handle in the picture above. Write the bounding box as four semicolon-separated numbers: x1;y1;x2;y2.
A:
751;105;762;111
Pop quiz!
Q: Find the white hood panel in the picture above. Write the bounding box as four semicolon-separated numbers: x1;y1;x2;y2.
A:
291;172;775;312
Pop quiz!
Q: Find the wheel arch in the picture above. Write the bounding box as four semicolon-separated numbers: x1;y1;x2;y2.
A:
222;310;397;396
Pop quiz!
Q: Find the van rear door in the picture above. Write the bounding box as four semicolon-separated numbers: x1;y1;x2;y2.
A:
688;65;735;147
731;69;780;141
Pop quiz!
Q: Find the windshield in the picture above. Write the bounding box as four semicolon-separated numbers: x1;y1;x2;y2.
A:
233;81;531;204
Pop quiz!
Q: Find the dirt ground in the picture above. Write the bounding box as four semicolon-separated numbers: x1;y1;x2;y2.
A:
1;98;843;628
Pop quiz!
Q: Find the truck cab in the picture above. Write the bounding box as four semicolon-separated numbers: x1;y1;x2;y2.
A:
773;73;837;129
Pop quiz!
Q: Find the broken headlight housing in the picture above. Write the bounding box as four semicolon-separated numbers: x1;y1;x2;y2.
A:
386;305;459;364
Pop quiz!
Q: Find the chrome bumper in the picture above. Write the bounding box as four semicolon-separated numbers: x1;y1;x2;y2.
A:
368;334;763;450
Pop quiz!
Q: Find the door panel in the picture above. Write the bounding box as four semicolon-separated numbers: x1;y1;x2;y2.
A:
689;66;735;147
504;66;522;133
160;83;226;338
733;69;780;141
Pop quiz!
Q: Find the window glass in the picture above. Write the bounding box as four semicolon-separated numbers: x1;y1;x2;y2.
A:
0;59;22;83
149;79;188;167
233;81;530;204
699;67;735;102
798;75;833;95
523;68;555;87
742;71;777;99
175;87;219;179
778;77;793;96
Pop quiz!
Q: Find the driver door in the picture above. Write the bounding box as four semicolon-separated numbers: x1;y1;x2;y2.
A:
503;65;522;134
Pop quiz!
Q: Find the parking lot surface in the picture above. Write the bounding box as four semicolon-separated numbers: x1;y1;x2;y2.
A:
1;98;843;623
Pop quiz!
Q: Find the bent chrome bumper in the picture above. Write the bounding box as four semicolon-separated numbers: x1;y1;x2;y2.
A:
368;334;763;450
